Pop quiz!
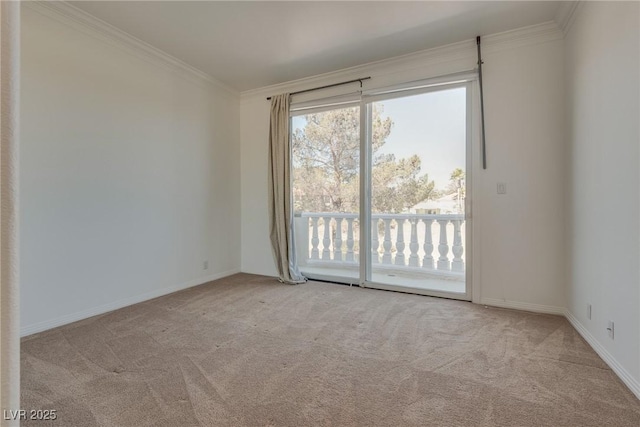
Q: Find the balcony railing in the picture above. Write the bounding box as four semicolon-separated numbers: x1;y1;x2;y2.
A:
294;212;466;277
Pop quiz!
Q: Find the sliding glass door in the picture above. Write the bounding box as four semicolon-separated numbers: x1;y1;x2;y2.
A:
291;81;472;300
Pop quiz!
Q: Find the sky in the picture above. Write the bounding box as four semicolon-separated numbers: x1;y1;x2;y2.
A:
375;86;466;191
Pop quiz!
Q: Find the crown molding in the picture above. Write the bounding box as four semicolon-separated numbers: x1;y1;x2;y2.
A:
481;21;562;54
241;20;563;101
554;1;583;37
24;1;239;97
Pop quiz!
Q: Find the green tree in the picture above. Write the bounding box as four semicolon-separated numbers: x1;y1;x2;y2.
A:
371;154;437;213
292;105;437;213
447;167;466;213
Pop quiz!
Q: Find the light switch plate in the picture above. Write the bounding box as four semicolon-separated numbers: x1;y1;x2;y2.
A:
497;182;507;194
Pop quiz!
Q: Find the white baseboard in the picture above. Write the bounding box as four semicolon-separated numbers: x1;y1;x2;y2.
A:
480;298;566;315
20;268;240;337
481;299;639;400
564;309;640;400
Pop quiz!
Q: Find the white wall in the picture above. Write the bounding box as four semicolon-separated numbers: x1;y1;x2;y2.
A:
21;6;241;335
478;32;565;312
240;96;279;277
564;2;640;395
240;23;566;313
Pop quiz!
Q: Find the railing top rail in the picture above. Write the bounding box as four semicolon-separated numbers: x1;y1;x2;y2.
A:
296;212;465;221
297;212;359;219
372;213;465;221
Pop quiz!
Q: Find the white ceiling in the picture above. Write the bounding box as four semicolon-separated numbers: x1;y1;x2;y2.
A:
69;1;564;92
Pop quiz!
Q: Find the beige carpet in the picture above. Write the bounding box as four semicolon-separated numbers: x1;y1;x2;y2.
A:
21;273;640;426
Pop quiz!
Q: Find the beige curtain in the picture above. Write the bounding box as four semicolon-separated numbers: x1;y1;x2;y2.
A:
268;94;305;284
1;1;21;424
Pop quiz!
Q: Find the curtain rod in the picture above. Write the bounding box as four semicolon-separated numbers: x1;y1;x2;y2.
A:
266;77;371;100
477;36;487;170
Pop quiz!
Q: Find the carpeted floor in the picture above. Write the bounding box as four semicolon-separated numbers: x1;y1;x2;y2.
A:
21;273;640;426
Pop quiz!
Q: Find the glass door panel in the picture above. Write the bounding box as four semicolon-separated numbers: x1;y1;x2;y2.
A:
291;105;360;283
366;85;469;298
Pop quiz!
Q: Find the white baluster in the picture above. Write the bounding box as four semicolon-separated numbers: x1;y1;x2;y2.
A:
408;218;420;267
346;218;355;262
382;218;393;264
422;219;434;269
437;219;451;270
311;217;320;260
452;219;465;272
334;217;343;261
322;216;332;260
371;219;380;264
395;218;406;266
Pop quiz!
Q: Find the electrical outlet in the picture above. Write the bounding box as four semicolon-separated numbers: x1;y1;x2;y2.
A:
497;182;507;194
203;260;209;270
587;304;592;320
607;320;614;339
